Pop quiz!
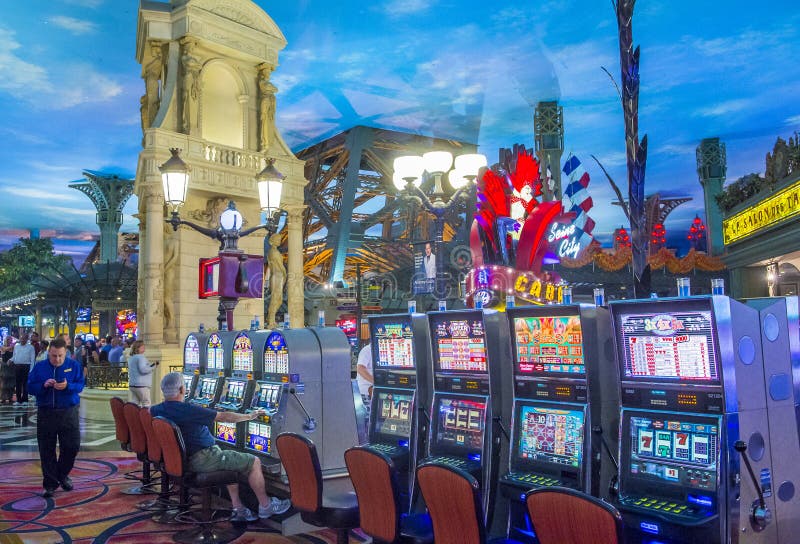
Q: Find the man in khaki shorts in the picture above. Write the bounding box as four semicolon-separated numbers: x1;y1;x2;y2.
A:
150;372;290;521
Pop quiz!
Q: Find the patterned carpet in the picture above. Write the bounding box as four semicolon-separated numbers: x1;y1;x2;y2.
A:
0;456;366;544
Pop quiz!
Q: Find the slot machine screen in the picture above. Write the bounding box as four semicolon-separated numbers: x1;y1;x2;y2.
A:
182;374;194;395
232;333;253;372
245;421;272;454
252;382;282;411
222;379;246;404
184;334;200;369
215;421;237;445
198;377;217;400
206;333;224;370
432;396;487;455
617;310;720;383
431;317;488;374
371;391;413;439
263;332;289;375
512;315;585;376
622;411;719;493
513;402;585;473
372;319;415;369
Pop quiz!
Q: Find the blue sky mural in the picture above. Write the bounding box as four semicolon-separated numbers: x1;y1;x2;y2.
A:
0;0;798;264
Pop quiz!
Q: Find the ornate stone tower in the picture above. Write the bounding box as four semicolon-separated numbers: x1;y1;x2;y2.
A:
696;137;727;256
534;101;564;201
135;0;307;374
69;171;135;262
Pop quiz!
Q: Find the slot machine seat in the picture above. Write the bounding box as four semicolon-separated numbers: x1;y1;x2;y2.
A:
152;416;245;544
138;407;183;517
110;397;152;487
345;446;433;544
122;401;159;495
416;462;521;544
276;433;359;544
525;487;623;544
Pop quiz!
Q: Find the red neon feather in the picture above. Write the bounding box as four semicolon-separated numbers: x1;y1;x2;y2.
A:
510;152;542;197
479;168;510;218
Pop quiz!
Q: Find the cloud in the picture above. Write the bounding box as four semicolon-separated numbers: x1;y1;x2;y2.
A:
0;26;52;95
383;0;433;17
695;98;754;118
786;114;800;126
62;0;103;7
6;188;82;201
56;64;123;108
49;16;96;35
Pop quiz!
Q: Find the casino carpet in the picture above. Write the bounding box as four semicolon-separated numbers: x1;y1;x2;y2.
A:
0;456;366;544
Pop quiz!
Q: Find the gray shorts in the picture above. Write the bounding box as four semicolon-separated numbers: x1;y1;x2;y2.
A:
189;445;255;474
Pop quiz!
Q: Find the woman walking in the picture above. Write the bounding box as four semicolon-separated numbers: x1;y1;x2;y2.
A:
127;340;158;407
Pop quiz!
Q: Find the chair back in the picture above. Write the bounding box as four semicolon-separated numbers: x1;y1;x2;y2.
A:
344;446;401;543
525;487;623;544
275;433;323;513
139;408;161;464
416;462;485;544
152;416;187;479
110;396;129;445
123;402;147;455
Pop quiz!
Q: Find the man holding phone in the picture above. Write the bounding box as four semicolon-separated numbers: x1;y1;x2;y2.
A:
28;338;85;497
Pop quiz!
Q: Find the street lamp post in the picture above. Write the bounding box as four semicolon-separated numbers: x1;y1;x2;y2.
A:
393;151;487;300
160;149;286;330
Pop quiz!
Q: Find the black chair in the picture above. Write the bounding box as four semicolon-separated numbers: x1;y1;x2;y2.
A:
152;416;245;544
525;486;623;544
345;446;432;544
275;432;359;544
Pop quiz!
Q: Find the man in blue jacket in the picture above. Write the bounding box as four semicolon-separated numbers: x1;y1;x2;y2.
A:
28;337;85;497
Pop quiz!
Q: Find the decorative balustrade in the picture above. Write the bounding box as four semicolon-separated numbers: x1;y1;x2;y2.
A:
202;143;264;170
85;363;128;390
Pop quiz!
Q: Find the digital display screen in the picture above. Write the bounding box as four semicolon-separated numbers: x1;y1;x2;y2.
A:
223;379;246;404
516;404;584;469
252;382;282;410
184;334;200;368
215;421;236;445
433;396;486;453
198;378;217;400
513;315;585;376
245;421;272;454
183;374;194;394
372;392;413;438
373;321;415;369
263;332;289;374
207;333;224;370
232;333;253;372
619;311;718;382
627;414;719;490
432;318;487;373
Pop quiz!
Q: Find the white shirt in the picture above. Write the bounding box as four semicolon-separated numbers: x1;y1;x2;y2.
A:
11;343;35;366
356;344;373;397
423;252;436;279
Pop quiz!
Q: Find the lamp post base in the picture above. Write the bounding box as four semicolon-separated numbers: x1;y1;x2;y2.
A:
217;297;239;331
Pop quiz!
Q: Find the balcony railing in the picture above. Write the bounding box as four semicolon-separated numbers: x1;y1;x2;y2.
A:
85;363;128;390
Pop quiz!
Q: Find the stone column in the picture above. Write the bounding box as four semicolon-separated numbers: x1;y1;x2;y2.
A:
141;186;165;346
285;204;306;328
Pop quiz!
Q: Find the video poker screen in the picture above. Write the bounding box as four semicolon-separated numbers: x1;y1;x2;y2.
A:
232;333;253;372
253;382;282;410
432;396;486;454
514;403;585;471
618;310;719;383
198;378;217;399
372;319;415;369
431;317;488;374
513;315;585;376
245;421;272;454
184;334;201;369
215;421;237;445
624;413;719;492
223;379;246;404
372;391;413;438
206;333;224;370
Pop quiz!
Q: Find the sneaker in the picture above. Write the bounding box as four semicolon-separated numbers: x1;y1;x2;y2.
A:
231;507;258;522
259;497;291;519
60;477;73;491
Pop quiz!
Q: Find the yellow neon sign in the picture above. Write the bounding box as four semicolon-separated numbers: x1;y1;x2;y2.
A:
723;179;800;245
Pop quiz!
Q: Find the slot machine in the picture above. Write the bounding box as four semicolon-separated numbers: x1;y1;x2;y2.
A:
743;297;800;541
363;313;432;510
500;304;618;542
242;328;347;476
189;331;234;408
610;296;785;544
422;309;512;525
182;332;207;400
213;331;258;450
